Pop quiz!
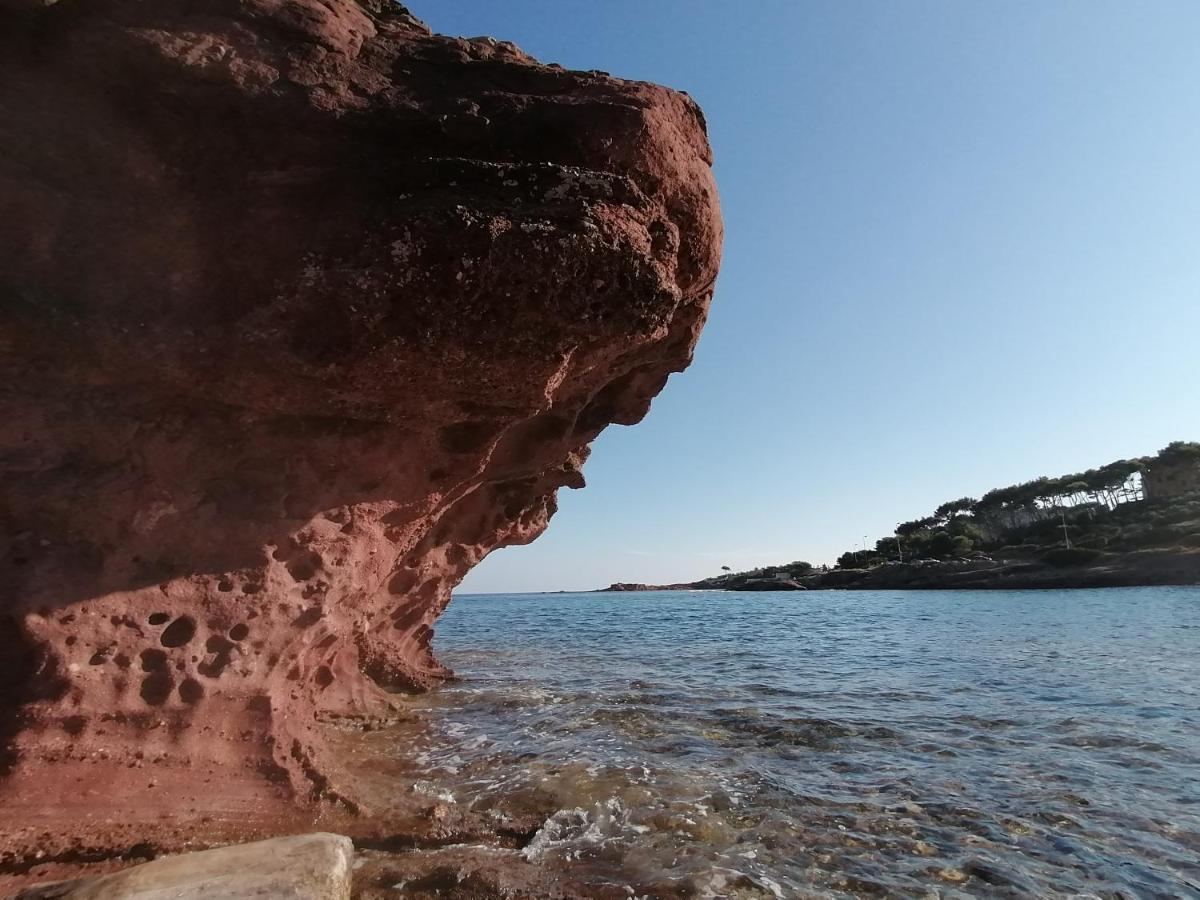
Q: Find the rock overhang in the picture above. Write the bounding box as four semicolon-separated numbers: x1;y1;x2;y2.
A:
0;0;722;862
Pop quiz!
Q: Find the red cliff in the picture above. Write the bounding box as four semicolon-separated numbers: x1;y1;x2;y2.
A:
0;0;721;865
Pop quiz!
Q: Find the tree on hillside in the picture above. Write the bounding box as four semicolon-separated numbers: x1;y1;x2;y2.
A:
1063;480;1091;507
947;518;983;544
926;530;974;559
934;497;977;521
826;441;1194;573
1155;441;1200;466
837;550;880;569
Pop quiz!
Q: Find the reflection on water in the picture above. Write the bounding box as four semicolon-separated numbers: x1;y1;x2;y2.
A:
399;588;1200;897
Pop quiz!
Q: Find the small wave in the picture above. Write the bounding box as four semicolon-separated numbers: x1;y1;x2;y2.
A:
522;798;638;863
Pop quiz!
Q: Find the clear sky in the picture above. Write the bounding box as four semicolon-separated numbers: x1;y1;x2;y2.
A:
418;1;1200;594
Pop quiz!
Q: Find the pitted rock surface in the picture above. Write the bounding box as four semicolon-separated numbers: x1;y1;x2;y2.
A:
0;0;721;863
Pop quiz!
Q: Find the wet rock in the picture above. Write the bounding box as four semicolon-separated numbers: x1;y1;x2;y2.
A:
709;789;736;812
15;833;353;899
963;857;1039;893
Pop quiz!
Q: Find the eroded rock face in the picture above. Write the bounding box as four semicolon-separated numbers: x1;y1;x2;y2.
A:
0;0;720;849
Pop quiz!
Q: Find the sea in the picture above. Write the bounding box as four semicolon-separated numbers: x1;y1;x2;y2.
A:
399;588;1200;898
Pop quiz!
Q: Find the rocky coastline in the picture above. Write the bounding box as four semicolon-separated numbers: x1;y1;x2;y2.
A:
601;548;1200;593
0;0;722;890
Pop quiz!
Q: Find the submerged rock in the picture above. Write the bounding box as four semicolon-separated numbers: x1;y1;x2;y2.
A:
0;0;721;859
16;833;353;900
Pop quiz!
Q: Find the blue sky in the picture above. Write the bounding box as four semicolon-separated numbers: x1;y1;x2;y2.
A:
418;2;1200;593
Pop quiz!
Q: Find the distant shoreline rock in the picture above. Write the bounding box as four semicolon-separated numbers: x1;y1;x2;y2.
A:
597;549;1200;593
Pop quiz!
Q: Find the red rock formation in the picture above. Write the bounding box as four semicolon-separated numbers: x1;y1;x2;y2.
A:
0;0;720;858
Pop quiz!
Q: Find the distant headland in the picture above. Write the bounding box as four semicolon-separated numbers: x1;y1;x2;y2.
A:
600;441;1200;592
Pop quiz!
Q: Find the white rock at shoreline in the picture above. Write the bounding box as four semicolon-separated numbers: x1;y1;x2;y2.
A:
18;833;353;900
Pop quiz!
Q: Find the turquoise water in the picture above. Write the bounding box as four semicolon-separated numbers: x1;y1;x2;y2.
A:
413;588;1200;897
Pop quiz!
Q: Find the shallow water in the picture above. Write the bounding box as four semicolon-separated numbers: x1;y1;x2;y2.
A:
407;588;1200;898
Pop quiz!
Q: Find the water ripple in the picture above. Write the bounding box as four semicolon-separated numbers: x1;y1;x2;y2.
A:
402;586;1200;897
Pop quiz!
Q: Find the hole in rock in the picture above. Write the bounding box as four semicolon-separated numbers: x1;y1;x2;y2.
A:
229;624;250;642
140;672;172;706
314;666;334;689
140;649;168;672
495;478;539;519
206;635;231;652
199;635;235;678
286;552;321;582
216;579;233;592
159;616;196;648
148;612;170;626
88;648;111;666
61;716;87;737
179;678;205;704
